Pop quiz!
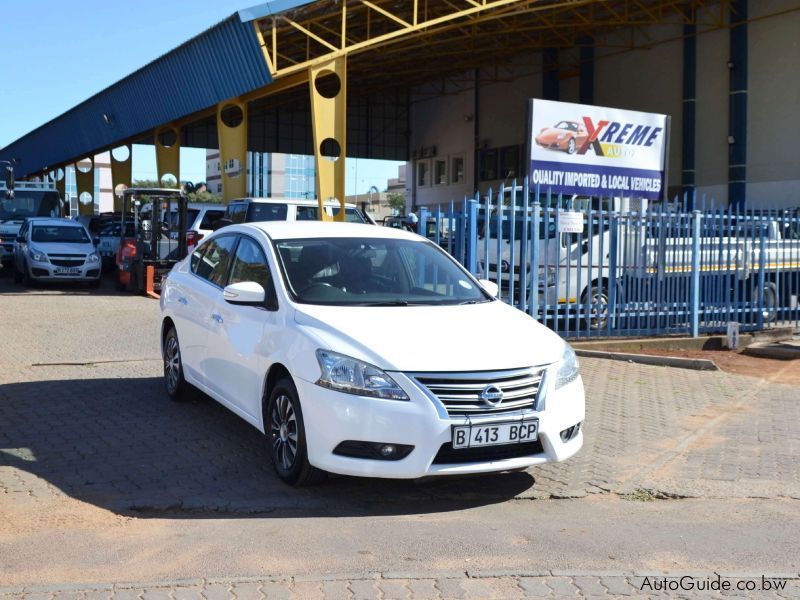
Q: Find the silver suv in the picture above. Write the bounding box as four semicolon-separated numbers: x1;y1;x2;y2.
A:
13;218;102;287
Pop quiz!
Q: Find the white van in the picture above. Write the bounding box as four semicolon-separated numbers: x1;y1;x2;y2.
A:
220;198;373;227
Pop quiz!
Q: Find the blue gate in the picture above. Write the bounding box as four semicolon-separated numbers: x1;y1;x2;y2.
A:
420;178;800;339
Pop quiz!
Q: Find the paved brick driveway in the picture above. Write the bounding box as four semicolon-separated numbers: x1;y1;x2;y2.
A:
1;276;799;597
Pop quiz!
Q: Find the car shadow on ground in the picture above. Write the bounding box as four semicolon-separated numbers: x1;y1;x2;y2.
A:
0;376;537;518
0;271;131;297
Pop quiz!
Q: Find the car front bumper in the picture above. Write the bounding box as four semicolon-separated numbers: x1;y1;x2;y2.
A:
295;371;585;479
26;259;102;282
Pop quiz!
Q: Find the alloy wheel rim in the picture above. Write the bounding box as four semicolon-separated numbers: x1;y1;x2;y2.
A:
164;336;180;392
270;394;298;471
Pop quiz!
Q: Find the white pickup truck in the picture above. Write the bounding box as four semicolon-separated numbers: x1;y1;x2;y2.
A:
0;181;63;267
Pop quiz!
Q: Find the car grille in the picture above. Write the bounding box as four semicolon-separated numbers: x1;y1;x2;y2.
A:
410;367;547;416
48;254;86;267
432;440;544;464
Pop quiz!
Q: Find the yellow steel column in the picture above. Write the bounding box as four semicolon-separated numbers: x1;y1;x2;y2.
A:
216;100;249;203
75;157;95;216
110;145;132;212
309;56;347;221
154;126;181;186
53;168;67;215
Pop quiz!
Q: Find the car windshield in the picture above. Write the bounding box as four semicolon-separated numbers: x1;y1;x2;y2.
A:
31;225;90;244
274;237;490;306
554;121;577;131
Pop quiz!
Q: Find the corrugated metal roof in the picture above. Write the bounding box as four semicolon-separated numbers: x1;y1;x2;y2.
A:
0;13;271;178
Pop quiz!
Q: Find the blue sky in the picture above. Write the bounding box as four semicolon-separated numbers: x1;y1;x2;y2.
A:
0;0;403;194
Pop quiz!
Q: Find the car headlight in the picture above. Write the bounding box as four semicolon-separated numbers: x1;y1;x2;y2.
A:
557;133;566;140
87;252;100;263
316;350;409;401
29;246;48;262
554;344;580;390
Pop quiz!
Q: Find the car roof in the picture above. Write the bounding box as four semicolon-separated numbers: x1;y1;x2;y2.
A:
240;221;422;241
230;197;359;208
26;217;84;226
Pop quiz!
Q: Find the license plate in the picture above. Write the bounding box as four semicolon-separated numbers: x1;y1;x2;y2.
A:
55;267;80;274
452;419;538;449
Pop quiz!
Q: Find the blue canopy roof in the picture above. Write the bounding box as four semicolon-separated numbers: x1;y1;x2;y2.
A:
0;13;272;177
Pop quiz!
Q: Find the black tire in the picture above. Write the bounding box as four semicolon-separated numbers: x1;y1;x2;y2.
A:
19;261;31;287
12;261;22;284
162;327;192;401
114;268;126;292
265;376;326;486
580;282;609;331
761;281;778;324
567;137;576;154
88;277;102;289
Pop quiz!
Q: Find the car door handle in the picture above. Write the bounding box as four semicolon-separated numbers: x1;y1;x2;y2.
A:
211;313;224;324
177;297;188;305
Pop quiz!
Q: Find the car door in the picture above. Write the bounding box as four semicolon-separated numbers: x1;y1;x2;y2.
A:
171;234;238;385
203;234;278;423
14;221;29;270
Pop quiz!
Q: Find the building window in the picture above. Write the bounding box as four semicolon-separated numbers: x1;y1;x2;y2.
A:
451;154;465;184
500;145;521;180
416;160;430;187
478;148;498;182
434;159;447;186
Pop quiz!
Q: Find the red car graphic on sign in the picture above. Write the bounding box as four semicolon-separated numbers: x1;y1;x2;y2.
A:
535;120;588;155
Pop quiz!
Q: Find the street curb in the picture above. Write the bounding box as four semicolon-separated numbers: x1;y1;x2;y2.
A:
741;343;800;360
575;349;718;371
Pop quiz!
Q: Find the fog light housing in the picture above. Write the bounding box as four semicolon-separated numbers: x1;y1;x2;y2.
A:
559;422;582;442
333;440;414;461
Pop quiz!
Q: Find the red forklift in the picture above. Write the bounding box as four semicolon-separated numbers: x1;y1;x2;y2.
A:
115;188;192;296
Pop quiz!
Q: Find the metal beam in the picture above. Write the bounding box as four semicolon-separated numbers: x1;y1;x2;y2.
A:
217;100;249;203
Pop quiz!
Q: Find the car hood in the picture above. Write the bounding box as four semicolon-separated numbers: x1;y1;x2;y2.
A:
294;300;565;372
31;242;94;255
537;128;568;139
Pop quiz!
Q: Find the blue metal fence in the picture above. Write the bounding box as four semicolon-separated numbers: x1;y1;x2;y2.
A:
423;177;800;339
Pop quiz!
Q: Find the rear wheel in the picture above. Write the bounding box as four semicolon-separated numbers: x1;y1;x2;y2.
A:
266;377;326;486
580;283;609;331
163;327;191;401
567;138;576;154
12;261;22;284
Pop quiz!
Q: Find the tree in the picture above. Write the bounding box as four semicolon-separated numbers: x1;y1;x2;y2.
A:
386;192;406;214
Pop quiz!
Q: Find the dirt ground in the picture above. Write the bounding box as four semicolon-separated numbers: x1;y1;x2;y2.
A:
630;347;800;385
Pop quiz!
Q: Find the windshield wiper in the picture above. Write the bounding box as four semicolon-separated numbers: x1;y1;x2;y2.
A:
356;300;410;306
458;299;483;305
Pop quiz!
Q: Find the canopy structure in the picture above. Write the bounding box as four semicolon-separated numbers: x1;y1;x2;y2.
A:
0;0;729;211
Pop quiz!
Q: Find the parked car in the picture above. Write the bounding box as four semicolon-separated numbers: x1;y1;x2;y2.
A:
13;217;101;287
534;120;588;155
216;198;371;229
160;221;585;485
186;203;226;241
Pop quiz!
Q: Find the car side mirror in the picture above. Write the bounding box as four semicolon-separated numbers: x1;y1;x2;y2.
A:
213;218;232;231
16;236;24;243
223;281;265;306
478;278;499;298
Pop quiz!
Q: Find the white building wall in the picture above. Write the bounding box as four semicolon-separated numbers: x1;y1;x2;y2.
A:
746;0;800;208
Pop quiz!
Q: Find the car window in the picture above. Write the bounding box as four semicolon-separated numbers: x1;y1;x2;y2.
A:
228;204;247;224
330;206;366;223
199;210;225;230
229;237;273;293
295;206;320;221
31;225;91;244
247;203;288;222
194;236;237;286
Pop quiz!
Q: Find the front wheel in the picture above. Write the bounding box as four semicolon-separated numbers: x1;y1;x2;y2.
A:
266;377;326;486
163;327;191;401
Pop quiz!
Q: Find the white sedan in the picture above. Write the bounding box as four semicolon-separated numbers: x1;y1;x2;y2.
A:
160;221;585;485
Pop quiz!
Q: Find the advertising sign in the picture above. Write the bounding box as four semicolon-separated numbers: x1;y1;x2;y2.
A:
529;99;669;201
557;211;584;233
